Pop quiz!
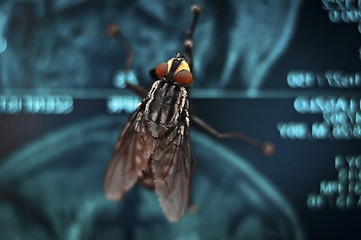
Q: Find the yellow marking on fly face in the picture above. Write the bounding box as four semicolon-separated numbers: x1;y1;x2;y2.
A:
167;58;191;74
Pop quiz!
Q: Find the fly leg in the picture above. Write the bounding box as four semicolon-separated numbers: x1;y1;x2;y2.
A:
187;203;198;214
125;82;148;98
107;23;133;71
107;23;154;97
184;5;202;72
125;67;161;97
190;115;275;156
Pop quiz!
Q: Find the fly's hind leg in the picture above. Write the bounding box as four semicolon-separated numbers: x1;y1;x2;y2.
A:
190;115;275;156
187;203;198;214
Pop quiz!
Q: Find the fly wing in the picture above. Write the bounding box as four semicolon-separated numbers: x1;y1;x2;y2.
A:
151;120;194;222
103;102;152;201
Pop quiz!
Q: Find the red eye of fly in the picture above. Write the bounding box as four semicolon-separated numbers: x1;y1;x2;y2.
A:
156;62;168;76
175;70;193;84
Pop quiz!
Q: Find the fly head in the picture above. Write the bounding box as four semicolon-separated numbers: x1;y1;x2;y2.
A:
155;54;193;87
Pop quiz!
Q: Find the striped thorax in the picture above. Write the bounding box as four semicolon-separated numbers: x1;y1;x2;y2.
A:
145;80;189;127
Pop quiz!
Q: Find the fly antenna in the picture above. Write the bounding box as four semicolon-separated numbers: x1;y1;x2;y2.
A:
107;23;133;71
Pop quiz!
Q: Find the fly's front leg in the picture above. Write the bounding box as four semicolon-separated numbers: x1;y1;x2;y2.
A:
107;23;153;98
126;67;160;97
190;115;275;156
184;5;201;72
125;82;148;98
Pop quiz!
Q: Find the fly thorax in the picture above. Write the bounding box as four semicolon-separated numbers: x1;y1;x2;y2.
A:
145;80;189;125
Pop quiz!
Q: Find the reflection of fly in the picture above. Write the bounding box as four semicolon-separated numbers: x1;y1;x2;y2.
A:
103;4;274;222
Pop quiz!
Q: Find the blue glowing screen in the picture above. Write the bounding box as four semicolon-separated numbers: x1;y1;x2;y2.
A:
0;0;360;239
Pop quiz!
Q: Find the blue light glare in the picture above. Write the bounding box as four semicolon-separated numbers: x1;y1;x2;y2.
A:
324;71;361;88
328;9;361;23
113;70;138;89
0;95;73;114
311;122;330;139
287;71;315;88
0;37;6;53
320;181;346;197
308;155;361;210
288;70;361;88
277;122;309;139
332;124;361;139
107;95;140;114
294;96;360;114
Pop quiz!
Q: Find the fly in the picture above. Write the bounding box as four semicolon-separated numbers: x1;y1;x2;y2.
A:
103;4;274;222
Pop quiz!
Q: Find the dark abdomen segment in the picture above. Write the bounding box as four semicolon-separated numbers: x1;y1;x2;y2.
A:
138;161;155;190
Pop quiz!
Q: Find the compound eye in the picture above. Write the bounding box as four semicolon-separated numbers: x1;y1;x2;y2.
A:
175;70;193;84
156;62;168;76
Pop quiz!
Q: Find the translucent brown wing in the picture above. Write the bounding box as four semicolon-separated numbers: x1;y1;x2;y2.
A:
151;121;195;222
103;102;152;201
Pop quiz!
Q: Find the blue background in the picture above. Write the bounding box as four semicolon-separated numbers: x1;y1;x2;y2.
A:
0;0;360;239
